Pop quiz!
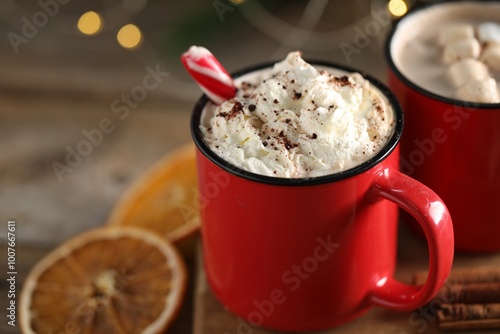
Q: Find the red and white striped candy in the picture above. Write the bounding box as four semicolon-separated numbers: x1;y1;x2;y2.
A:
181;46;236;105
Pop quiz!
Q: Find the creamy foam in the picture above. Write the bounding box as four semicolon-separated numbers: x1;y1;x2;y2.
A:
200;52;394;178
391;1;500;102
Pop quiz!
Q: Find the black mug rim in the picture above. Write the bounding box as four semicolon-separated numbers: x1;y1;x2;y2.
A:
385;0;500;110
190;60;404;186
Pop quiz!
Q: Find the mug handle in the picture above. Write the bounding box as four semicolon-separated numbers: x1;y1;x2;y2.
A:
369;167;454;311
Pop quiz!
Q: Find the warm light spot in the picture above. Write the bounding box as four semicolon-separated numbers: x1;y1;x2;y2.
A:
77;11;102;35
117;24;142;49
229;0;246;4
388;0;408;17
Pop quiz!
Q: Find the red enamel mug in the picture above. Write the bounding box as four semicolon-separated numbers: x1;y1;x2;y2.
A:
386;1;500;252
191;61;454;331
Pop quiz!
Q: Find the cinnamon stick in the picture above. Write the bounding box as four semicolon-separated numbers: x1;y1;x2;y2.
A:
438;318;500;332
437;303;500;322
412;267;500;331
413;267;500;286
440;282;500;304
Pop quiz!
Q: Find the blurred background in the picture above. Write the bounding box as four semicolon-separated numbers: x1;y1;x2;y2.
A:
1;0;433;246
0;1;434;332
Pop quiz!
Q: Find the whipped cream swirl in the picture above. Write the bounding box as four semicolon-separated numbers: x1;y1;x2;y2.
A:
200;52;394;178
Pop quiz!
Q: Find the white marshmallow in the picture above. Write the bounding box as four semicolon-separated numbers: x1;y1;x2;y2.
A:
456;78;499;103
442;38;481;63
481;42;500;72
447;59;490;88
477;22;500;44
438;23;474;45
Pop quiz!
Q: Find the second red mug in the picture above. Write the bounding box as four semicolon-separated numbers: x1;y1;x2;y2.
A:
385;0;500;252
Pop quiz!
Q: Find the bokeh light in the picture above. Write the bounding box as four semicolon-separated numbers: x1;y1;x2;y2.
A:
77;11;103;36
117;24;143;49
388;0;408;17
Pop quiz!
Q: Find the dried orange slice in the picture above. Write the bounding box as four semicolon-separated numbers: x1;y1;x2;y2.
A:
107;143;200;244
20;227;187;334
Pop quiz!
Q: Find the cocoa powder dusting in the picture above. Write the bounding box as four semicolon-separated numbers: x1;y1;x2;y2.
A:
218;101;244;120
330;76;354;87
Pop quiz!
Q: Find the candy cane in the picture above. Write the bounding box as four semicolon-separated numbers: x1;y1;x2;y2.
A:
181;46;237;105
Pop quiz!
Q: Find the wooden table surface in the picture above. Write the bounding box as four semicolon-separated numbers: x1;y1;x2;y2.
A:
1;1;499;333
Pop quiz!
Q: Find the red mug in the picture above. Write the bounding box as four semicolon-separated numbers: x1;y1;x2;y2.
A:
191;61;454;331
385;1;500;252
